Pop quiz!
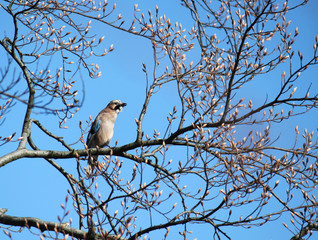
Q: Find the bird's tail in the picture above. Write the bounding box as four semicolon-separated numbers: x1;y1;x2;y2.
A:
86;155;98;177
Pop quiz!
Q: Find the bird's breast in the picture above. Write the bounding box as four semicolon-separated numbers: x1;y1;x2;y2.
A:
95;119;115;147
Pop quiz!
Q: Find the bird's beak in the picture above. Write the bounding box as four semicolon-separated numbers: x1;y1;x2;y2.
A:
121;103;127;107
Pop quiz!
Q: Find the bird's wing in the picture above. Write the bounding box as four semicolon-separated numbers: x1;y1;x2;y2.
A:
86;119;101;147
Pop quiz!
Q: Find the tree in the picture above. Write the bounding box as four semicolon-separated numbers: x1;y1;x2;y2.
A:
1;0;318;239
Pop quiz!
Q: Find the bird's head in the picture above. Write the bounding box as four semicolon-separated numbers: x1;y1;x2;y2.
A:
107;99;127;113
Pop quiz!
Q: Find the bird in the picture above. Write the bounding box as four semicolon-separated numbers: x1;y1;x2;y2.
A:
86;99;127;165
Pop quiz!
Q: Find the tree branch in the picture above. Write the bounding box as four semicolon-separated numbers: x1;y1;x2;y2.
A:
290;222;318;240
0;213;125;240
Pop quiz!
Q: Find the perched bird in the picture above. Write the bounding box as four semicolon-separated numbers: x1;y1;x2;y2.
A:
86;99;127;164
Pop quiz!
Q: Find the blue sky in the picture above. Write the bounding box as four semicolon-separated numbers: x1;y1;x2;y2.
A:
1;0;318;239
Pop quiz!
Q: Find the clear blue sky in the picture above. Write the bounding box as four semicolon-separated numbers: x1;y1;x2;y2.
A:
1;0;318;239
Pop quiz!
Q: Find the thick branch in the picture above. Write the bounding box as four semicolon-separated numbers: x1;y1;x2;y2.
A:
290;222;318;240
0;38;35;150
0;141;149;167
0;213;125;240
